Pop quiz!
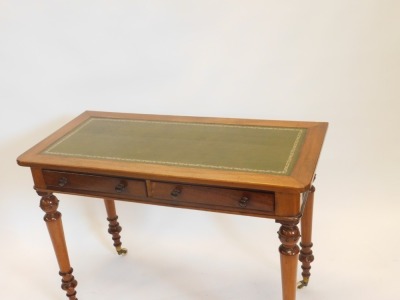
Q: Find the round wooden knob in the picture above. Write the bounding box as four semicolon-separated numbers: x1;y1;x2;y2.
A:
58;177;68;187
115;182;126;193
239;196;249;208
170;187;182;198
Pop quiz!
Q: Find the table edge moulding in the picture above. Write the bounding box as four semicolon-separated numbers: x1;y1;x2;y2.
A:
17;110;328;300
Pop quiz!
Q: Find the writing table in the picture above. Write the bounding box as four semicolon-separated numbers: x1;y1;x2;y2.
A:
17;111;328;300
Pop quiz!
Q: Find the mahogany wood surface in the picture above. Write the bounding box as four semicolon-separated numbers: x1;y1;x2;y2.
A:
17;111;328;300
18;111;328;192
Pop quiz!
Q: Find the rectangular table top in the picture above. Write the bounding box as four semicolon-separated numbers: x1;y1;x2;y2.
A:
17;111;328;192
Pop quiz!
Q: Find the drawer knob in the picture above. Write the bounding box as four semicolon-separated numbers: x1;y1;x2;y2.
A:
115;182;126;193
170;187;182;198
239;196;249;208
58;177;68;187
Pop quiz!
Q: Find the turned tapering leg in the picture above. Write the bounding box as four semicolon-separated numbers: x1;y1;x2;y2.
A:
39;193;78;300
298;186;315;289
104;198;127;255
278;221;300;300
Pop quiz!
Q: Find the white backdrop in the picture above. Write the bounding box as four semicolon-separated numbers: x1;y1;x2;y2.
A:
1;1;399;299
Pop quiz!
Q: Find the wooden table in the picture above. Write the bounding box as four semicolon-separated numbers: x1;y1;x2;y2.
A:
17;111;328;300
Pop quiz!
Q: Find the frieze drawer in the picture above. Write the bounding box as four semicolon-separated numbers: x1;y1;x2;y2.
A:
150;181;275;214
42;170;147;198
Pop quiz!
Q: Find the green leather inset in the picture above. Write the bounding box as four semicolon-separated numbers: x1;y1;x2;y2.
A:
44;118;306;175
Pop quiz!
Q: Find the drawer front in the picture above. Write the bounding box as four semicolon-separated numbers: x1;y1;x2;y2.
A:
150;181;274;214
42;170;147;198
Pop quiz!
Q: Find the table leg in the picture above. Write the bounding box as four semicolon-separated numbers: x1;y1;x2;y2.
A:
298;186;315;289
104;198;127;255
278;221;300;300
39;193;78;300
